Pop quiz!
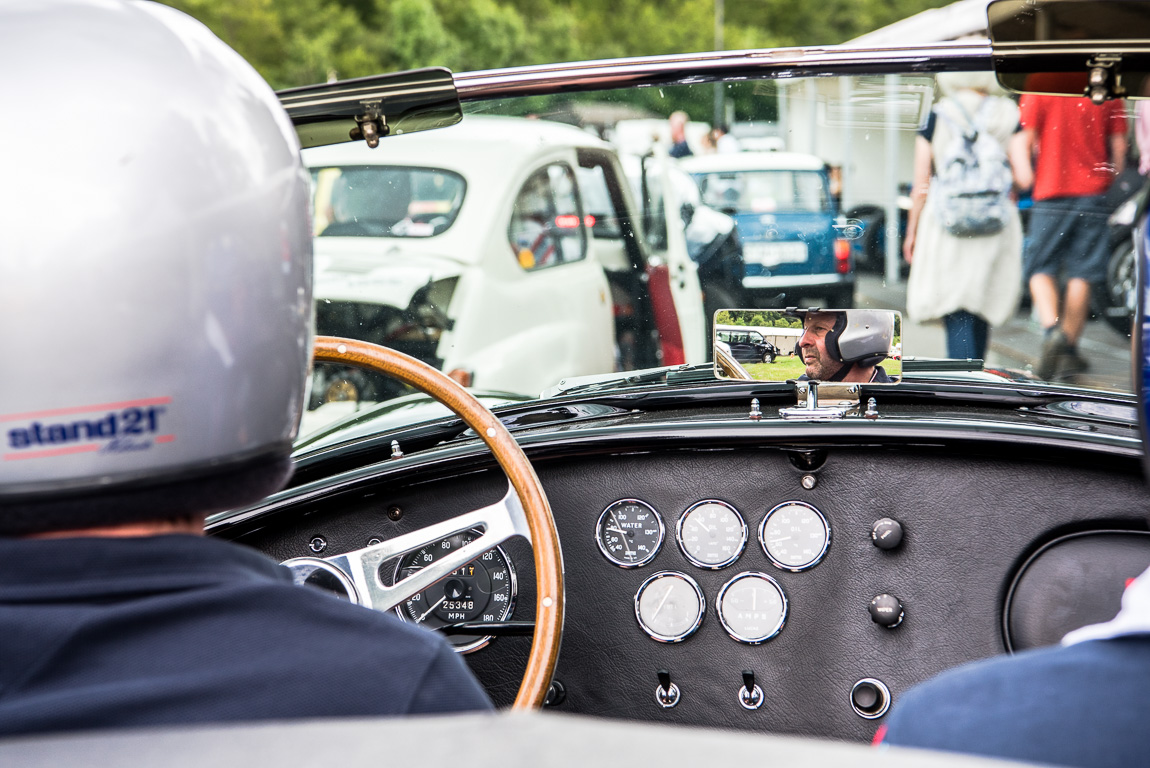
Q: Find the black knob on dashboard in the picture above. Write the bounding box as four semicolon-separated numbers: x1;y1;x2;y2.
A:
868;594;904;628
871;518;903;550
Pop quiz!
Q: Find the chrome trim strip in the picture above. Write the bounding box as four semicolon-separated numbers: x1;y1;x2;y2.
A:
453;42;993;100
210;416;1140;533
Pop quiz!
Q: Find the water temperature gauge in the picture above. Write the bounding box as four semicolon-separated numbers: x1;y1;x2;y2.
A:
596;499;665;567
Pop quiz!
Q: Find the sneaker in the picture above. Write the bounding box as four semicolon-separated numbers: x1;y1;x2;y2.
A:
1054;348;1090;380
1036;329;1070;380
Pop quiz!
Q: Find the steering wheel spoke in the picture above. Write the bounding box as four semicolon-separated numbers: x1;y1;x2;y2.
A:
283;336;563;710
323;482;531;614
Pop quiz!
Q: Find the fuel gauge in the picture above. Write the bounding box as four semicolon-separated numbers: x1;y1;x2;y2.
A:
596;499;665;567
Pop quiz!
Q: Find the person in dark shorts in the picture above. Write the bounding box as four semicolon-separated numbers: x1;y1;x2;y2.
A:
1014;94;1127;380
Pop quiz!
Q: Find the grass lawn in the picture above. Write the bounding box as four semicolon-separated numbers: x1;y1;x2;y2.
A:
742;356;902;380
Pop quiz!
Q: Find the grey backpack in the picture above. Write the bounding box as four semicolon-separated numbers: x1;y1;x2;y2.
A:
932;98;1013;237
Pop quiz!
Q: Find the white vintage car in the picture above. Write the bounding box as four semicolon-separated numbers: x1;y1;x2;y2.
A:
302;116;705;430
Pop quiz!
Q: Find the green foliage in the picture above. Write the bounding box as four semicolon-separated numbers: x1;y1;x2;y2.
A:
716;310;801;329
160;0;954;90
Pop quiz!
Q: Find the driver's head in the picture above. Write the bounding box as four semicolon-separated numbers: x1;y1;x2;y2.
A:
795;309;894;381
0;0;313;536
799;312;846;380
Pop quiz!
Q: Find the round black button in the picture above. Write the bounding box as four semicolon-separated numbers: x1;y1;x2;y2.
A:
868;593;904;628
871;518;903;550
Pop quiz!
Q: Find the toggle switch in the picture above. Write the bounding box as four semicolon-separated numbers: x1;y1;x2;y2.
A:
655;668;681;709
738;669;765;710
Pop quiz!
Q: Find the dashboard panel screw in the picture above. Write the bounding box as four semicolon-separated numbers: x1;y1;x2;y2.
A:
387;505;403;521
801;474;817;490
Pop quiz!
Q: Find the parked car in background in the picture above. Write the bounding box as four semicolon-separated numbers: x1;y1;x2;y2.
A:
680;152;854;308
620;154;746;344
715;327;778;363
303;116;706;430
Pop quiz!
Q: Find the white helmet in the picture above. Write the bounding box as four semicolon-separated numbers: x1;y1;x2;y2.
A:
0;0;313;533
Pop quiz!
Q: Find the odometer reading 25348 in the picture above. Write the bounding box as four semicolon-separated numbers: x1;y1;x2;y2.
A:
596;499;665;567
392;529;516;653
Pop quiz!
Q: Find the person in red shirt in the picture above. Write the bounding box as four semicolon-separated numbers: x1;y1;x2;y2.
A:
1014;94;1127;379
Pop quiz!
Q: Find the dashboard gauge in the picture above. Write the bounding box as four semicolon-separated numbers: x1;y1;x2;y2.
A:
596;499;665;567
759;501;831;572
676;500;747;569
392;529;516;653
717;572;788;644
634;571;705;642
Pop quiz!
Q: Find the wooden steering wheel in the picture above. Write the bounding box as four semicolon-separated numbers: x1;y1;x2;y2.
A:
312;337;563;710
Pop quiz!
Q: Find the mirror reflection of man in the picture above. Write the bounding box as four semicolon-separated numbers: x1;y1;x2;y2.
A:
793;309;897;383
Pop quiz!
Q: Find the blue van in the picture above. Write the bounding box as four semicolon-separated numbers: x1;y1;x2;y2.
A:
680;152;854;308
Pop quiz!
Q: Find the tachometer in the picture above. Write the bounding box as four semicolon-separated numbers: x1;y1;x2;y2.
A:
676;500;747;569
759;501;830;572
392;529;516;653
596;499;665;567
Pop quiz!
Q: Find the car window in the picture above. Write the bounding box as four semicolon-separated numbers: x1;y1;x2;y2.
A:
509;163;588;270
575;165;625;240
695;170;829;213
310;165;465;238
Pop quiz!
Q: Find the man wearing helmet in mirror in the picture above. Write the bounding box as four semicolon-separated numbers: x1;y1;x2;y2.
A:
791;309;898;383
0;0;490;738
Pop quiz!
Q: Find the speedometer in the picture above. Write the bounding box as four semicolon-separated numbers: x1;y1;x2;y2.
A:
392;529;516;653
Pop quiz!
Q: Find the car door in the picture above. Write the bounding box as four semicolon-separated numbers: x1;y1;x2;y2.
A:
636;150;708;365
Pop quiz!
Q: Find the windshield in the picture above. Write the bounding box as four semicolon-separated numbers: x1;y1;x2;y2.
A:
693;169;830;214
309;165;466;238
301;66;1141;438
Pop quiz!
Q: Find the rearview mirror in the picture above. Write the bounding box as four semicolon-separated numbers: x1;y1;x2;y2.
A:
714;308;901;384
988;0;1150;101
278;67;462;149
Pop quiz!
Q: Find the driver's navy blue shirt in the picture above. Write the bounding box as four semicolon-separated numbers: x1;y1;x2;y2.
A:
0;534;492;736
881;636;1150;768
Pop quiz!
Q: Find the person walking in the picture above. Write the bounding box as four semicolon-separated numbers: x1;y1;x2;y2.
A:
1015;91;1127;379
903;72;1025;361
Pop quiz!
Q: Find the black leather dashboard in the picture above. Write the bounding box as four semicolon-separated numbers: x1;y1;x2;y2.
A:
222;438;1150;742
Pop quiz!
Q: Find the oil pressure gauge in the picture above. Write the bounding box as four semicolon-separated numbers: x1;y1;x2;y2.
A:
596;499;665;567
759;501;830;572
676;500;747;569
